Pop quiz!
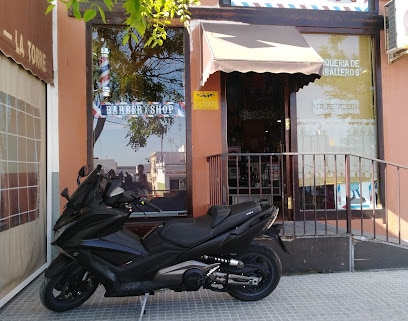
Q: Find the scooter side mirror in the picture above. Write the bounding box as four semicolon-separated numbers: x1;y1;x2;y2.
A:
78;166;88;178
77;166;89;186
61;187;70;201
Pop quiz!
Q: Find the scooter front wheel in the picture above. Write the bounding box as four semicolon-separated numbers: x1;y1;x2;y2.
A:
40;268;98;312
227;242;282;301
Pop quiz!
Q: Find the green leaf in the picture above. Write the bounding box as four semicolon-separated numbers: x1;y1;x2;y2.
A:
132;19;147;37
83;9;97;22
73;8;81;19
131;32;140;42
72;0;81;20
122;32;130;45
97;5;107;23
144;37;153;47
45;4;55;15
103;0;115;11
132;0;141;13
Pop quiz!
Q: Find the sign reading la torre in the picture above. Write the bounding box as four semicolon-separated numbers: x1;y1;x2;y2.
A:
0;0;53;83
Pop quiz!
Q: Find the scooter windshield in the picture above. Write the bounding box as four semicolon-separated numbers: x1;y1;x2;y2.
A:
67;165;104;209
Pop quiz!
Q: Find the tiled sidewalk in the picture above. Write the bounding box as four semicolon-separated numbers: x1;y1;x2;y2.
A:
1;269;408;321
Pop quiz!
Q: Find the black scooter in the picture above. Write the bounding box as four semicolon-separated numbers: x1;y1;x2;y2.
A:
40;164;287;318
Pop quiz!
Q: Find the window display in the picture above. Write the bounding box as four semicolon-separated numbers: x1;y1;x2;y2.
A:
297;34;377;210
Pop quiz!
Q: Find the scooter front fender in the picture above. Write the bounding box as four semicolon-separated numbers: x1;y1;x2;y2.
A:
45;253;79;279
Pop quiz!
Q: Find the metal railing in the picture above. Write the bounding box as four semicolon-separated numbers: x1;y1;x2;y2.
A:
208;152;408;246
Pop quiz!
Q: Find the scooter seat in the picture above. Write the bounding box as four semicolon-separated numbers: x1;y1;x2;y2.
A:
157;201;262;247
207;205;231;227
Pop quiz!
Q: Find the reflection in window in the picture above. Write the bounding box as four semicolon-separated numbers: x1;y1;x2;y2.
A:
92;26;187;215
297;34;377;211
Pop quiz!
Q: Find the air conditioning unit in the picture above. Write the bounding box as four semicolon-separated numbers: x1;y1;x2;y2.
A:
384;0;408;63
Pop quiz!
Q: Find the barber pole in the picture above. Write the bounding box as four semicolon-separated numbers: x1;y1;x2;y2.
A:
100;45;110;97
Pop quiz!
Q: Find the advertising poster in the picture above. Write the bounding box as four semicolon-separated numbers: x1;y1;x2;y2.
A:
336;181;378;210
296;34;377;189
193;91;219;110
293;33;381;211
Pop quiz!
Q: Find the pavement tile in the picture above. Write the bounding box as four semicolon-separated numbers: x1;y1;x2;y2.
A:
1;270;408;321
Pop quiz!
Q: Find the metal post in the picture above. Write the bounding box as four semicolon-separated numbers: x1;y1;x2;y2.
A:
345;154;352;234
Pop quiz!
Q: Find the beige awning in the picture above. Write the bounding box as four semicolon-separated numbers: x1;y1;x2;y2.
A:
200;22;324;88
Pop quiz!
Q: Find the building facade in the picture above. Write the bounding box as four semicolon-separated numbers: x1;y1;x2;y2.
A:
1;0;408;306
188;0;384;215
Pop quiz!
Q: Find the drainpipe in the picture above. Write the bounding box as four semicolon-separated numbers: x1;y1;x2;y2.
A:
349;235;355;272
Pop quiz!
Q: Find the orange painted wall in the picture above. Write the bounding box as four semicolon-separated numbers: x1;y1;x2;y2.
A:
190;74;223;216
379;1;408;166
381;44;408;166
379;1;408;239
189;22;223;216
57;5;88;202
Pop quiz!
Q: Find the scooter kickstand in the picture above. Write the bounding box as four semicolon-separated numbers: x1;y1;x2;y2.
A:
138;292;150;321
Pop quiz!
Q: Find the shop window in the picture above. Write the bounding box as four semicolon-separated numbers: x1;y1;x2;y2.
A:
170;179;180;190
0;54;47;306
92;27;187;215
297;34;377;210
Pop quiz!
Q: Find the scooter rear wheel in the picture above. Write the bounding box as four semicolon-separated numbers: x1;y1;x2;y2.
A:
40;268;98;312
227;242;282;301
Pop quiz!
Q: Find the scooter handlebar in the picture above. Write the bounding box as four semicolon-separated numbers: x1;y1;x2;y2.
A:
132;196;162;213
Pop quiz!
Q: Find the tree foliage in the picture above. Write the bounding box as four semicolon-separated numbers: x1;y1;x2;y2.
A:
93;26;184;150
93;27;184;101
47;0;199;47
126;116;174;151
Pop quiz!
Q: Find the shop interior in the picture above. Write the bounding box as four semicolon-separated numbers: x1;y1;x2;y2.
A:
225;72;285;205
226;72;285;155
225;72;335;211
